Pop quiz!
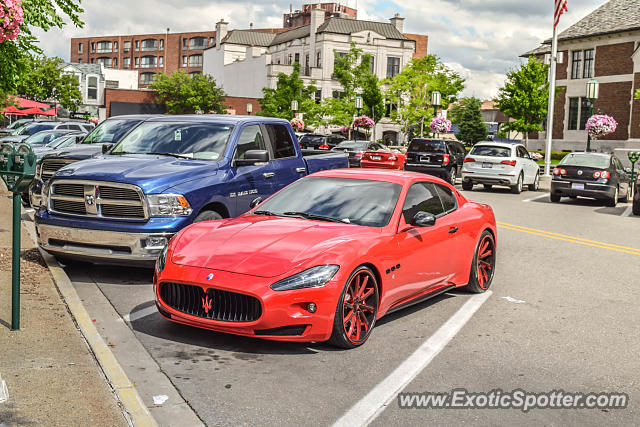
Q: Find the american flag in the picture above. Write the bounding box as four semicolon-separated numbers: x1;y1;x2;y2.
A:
554;0;568;29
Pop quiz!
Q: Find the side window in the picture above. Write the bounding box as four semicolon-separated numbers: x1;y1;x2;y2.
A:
402;182;444;222
265;124;296;159
68;124;82;131
235;125;267;160
434;184;457;213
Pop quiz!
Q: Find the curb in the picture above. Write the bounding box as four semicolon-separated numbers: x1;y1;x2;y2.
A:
24;221;158;427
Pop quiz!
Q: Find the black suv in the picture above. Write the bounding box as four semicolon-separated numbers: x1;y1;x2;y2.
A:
299;134;345;150
404;138;467;185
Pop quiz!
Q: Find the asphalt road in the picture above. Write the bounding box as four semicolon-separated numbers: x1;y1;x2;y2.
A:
61;186;640;426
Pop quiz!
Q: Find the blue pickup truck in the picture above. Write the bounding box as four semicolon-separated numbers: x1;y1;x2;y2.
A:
34;115;348;265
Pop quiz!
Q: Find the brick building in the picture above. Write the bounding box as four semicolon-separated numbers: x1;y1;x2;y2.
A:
522;0;640;152
283;3;357;28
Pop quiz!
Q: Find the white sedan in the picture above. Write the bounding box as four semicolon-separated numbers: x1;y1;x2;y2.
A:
461;142;539;193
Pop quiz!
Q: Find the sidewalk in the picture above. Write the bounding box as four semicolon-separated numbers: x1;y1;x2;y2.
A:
0;185;127;425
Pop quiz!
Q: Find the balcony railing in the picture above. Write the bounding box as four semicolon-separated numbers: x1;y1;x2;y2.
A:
141;46;158;52
96;48;112;53
140;63;158;68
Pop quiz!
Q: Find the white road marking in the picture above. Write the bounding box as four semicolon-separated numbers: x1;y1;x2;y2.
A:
621;205;632;217
333;290;493;427
502;296;526;304
123;305;158;323
522;194;548;203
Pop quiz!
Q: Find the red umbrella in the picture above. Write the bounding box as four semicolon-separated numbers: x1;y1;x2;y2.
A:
1;97;57;116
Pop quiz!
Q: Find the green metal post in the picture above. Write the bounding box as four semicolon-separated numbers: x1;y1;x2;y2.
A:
11;192;21;330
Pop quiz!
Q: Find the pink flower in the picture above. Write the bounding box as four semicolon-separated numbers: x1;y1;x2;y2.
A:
585;114;617;139
430;117;452;133
352;115;375;129
0;0;23;43
290;118;305;131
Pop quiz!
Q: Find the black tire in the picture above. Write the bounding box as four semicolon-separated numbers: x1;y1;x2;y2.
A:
633;199;640;216
569;195;578;199
550;192;561;203
620;186;630;203
462;180;473;191
447;168;456;185
510;173;523;194
528;172;539;191
194;210;223;223
483;184;493;191
328;266;379;349
464;230;496;293
606;187;618;207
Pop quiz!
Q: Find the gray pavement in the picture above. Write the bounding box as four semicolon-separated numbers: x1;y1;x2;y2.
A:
60;186;640;426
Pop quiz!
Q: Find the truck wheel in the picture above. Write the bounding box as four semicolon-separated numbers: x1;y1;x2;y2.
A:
510;173;523;194
194;210;223;223
633;199;640;216
550;192;561;203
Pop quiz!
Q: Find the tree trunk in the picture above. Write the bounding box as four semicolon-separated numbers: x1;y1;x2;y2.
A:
420;117;424;138
524;132;529;149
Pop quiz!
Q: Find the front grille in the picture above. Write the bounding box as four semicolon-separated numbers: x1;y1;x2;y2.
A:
41;159;76;182
49;179;147;220
159;282;262;322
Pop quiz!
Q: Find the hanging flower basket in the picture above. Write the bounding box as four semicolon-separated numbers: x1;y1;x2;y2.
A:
290;118;305;131
0;0;24;43
339;125;349;135
430;117;452;134
585;115;617;139
352;115;374;129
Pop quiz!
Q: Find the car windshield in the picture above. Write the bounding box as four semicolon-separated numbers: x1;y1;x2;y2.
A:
83;119;143;144
559;153;610;169
469;145;512;157
334;141;368;150
255;177;402;227
408;139;446;153
17;123;55;136
111;121;234;160
45;135;77;149
24;132;60;145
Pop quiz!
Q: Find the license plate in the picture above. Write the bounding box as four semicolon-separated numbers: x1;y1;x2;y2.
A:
420;156;430;162
371;156;381;160
571;183;584;190
482;162;492;168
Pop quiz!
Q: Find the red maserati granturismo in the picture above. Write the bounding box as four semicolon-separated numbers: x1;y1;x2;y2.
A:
154;169;497;348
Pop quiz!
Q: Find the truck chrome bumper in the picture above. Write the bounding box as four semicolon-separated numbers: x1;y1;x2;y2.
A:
36;223;173;264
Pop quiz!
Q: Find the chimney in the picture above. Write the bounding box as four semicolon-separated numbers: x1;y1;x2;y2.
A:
310;7;325;67
250;22;254;30
389;13;404;33
216;19;228;48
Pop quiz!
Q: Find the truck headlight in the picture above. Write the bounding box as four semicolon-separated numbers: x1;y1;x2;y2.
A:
270;265;339;291
146;194;193;217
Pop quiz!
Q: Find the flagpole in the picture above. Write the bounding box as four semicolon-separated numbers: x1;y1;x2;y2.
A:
544;24;559;176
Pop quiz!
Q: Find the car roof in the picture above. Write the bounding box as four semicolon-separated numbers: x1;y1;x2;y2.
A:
143;114;290;126
564;151;611;157
31;129;80;134
473;141;519;148
311;168;450;186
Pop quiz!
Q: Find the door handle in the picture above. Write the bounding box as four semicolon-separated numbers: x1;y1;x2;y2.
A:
296;167;306;173
448;227;458;234
263;172;275;178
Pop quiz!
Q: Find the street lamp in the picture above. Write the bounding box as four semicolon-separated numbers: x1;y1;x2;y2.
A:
246;102;253;115
291;99;298;119
585;79;599;152
354;96;363;142
431;91;441;137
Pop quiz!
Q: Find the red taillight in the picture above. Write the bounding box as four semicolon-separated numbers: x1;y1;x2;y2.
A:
464;157;475;163
354;152;363;158
442;154;450;165
593;170;610;179
500;160;517;166
389;156;397;161
553;168;567;175
319;144;329;150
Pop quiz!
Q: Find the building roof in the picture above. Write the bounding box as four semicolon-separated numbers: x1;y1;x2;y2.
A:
63;62;103;77
271;25;312;45
520;44;551;58
317;17;408;40
222;30;277;47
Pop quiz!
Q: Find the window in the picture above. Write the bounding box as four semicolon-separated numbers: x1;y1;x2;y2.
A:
141;39;158;51
304;53;310;76
265;124;296;158
568;97;592;130
90;58;95;64
235;125;267;160
96;57;113;67
124;41;131;52
316;51;321;68
78;58;83;63
159;56;163;67
294;53;300;64
113;58;118;67
287;54;292;65
135;57;139;68
123;57;130;68
434;184;456;213
209;37;215;45
135;40;139;51
189;71;201;76
571;50;582;79
91;42;95;53
385;102;397;117
159;39;164;50
140;55;157;68
182;56;187;66
140;72;155;85
315;90;322;104
402;182;444;222
78;43;83;54
333;51;346;78
363;55;374;73
189;37;207;50
332;90;346;99
583;49;594;78
114;41;118;52
188;54;202;67
579;98;590;130
387;56;400;77
96;41;112;53
182;38;188;50
568;97;580;130
87;76;98;100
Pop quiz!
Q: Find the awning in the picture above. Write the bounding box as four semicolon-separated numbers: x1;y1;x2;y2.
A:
1;96;58;116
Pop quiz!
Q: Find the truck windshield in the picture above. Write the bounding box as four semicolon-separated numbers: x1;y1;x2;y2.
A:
83;119;143;144
111;121;234;161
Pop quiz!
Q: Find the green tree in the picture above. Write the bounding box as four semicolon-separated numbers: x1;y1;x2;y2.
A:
635;89;640;100
451;97;488;145
257;62;321;125
150;71;226;114
16;56;82;111
385;55;465;141
495;56;551;148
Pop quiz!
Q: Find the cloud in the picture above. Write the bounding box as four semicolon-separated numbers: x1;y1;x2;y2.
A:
33;0;608;99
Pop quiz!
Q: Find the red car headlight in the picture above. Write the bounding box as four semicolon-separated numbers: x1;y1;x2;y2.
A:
270;265;339;291
156;244;169;273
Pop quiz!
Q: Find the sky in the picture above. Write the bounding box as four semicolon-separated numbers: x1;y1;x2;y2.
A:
33;0;607;100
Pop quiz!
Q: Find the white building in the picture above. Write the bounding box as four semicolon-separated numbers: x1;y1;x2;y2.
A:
62;63;139;120
203;10;422;143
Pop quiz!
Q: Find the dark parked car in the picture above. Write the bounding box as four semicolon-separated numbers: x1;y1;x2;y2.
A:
403;138;467;185
1;120;94;142
332;140;387;167
299;134;345;150
550;152;631;207
633;173;639;216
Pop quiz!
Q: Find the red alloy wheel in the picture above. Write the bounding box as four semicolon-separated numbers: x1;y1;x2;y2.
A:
476;234;495;289
341;268;378;344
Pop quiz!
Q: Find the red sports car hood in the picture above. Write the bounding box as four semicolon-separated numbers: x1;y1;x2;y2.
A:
171;216;378;278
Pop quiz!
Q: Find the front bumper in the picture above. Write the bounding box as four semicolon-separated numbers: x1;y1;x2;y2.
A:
36;223;173;265
155;264;342;342
551;180;615;199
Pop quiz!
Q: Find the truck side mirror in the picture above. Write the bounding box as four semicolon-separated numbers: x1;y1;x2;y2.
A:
234;150;269;167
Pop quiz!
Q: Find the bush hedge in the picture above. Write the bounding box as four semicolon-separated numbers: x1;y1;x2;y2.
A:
529;150;568;161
